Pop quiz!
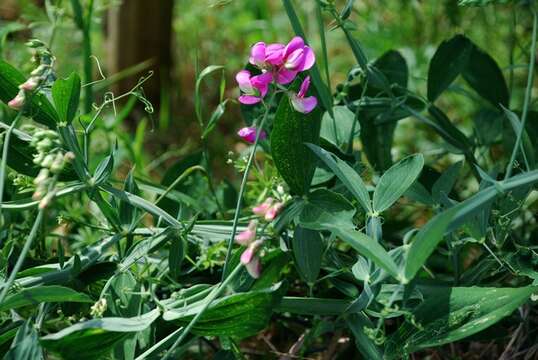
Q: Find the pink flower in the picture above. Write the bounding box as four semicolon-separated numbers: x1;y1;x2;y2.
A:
240;239;263;264
275;37;316;85
235;220;257;246
19;77;39;91
244;255;261;278
8;92;25;110
237;126;267;144
290;76;317;114
236;70;272;105
252;197;274;216
249;42;286;69
265;202;284;221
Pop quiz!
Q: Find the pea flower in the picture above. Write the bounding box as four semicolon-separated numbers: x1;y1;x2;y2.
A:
250;42;286;68
252;197;274;216
235;220;257;246
276;37;315;85
237;126;267;144
8;92;25;110
290;76;317;114
264;202;284;221
234;220;263;278
236;70;272;105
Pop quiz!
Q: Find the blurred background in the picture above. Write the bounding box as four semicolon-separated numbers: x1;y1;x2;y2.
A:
0;0;531;180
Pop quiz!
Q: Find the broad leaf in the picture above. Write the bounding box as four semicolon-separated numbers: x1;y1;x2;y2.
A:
427;35;473;102
292;226;323;284
306;143;371;213
372;154;424;213
462;45;509;108
0;286;92;312
163;283;285;339
271;92;321;195
52;72;81;124
403;208;456;282
41;310;160;360
385;286;537;358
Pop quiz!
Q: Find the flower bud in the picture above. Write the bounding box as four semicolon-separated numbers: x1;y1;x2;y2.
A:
19;77;40;91
8;92;25;110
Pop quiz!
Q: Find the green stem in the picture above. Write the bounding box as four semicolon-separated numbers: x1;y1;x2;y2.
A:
0;209;44;304
0;113;22;222
162;264;243;358
82;0;94;114
221;91;277;280
505;7;537;180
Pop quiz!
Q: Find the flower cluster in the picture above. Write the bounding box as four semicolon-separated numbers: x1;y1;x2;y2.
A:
234;196;284;278
30;129;74;208
8;39;55;111
236;37;318;143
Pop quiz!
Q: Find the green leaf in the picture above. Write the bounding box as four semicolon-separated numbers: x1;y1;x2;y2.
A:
0;286;92;312
271;92;321;195
372;154;424;213
163;283;285;339
297;190;399;279
41;310;160;360
52;73;81;124
292;226;323;284
169;234;185;279
462;44;509;108
385;286;537;358
458;0;513;6
306;143;371;213
320;106;358;147
403;208;456;282
346;313;384;360
5;320;43;360
298;189;356;231
335;228;400;280
0;59;59;128
427;35;473;102
431;161;463;203
277;297;351;315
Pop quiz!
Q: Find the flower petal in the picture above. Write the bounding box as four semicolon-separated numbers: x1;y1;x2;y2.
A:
236;70;254;93
297;46;315;71
284;48;305;71
252;197;274;216
251;72;272;97
245;256;261;278
240;247;255;264
284;36;305;57
298;76;311;98
238;95;261;105
249;42;266;67
276;68;298;85
265;43;285;65
291;94;318;114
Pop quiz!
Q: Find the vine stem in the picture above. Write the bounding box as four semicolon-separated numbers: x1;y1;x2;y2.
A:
0;113;22;222
505;7;537;180
221;91;278;280
162;263;243;359
0;209;44;304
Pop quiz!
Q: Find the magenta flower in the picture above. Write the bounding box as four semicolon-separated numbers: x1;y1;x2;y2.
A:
237;126;267;144
252;197;274;216
235;220;257;246
290;76;317;114
236;70;272;105
249;42;286;68
275;37;316;85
